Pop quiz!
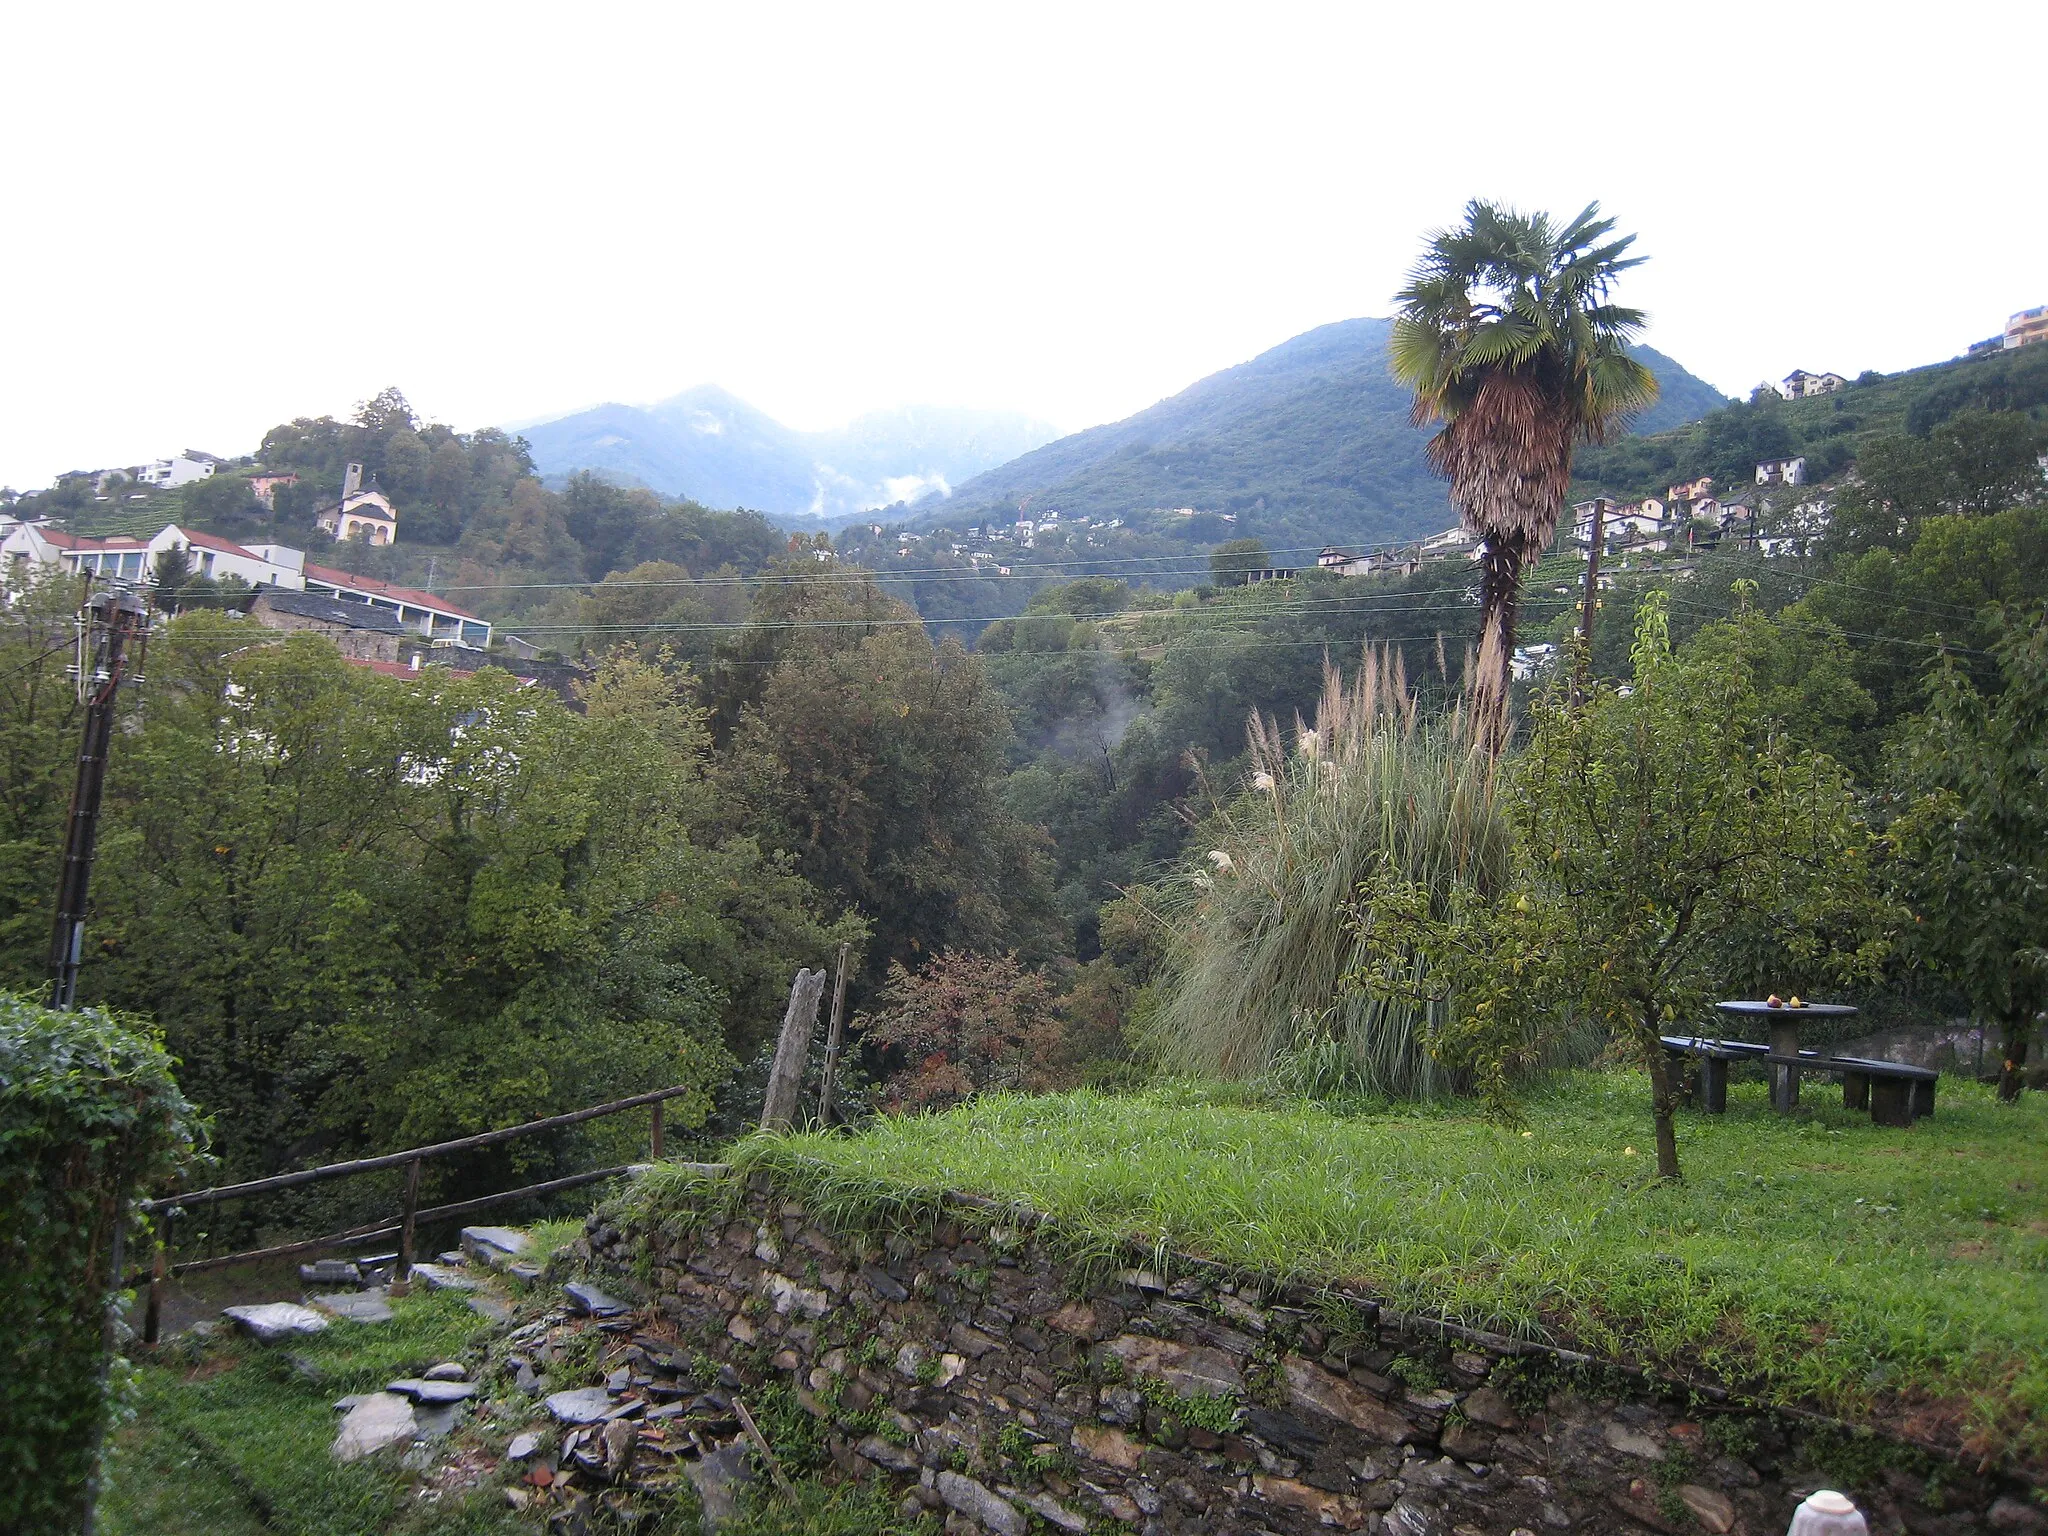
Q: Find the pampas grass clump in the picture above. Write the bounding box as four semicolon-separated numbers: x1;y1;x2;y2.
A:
1140;648;1517;1099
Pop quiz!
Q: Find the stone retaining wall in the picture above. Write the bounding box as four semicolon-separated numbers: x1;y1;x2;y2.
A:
579;1177;2041;1536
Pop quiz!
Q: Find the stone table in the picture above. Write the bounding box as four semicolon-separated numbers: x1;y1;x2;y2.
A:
1715;999;1858;1111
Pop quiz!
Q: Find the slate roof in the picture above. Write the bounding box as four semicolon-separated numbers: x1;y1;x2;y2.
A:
253;589;410;634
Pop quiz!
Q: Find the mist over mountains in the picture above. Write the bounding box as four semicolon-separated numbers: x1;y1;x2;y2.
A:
518;387;1057;524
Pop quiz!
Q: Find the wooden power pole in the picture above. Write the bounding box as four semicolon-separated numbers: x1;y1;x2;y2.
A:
816;942;852;1125
48;590;147;1010
1577;498;1607;653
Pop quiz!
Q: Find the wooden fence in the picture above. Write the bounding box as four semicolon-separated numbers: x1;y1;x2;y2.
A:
134;1081;708;1344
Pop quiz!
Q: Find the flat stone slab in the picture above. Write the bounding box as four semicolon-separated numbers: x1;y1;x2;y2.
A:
564;1281;626;1317
468;1295;513;1323
312;1291;393;1324
223;1303;329;1341
415;1401;465;1439
300;1258;362;1286
387;1378;478;1404
686;1443;754;1529
410;1262;477;1292
332;1392;416;1460
424;1361;468;1381
545;1386;617;1425
460;1226;530;1264
507;1430;543;1461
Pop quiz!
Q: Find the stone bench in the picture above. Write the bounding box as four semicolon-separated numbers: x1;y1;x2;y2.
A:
1825;1056;1937;1127
1659;1036;1809;1114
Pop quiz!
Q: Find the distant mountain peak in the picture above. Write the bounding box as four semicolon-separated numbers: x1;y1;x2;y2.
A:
519;389;1057;522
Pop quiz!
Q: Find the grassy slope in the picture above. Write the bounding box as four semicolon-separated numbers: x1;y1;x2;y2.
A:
718;1071;2048;1467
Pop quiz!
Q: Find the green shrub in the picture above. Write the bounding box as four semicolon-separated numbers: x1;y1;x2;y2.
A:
1;995;200;1534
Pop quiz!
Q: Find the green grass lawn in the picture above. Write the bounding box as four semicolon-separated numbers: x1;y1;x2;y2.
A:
100;1291;525;1536
714;1070;2048;1470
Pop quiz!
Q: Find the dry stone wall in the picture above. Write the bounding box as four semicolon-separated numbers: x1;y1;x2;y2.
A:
578;1178;2041;1536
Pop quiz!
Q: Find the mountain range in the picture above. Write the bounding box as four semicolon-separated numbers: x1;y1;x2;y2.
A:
518;389;1058;524
909;319;1729;549
516;320;1729;549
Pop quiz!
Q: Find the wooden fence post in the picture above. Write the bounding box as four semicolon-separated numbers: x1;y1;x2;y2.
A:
761;967;827;1132
817;942;852;1126
391;1157;422;1297
650;1098;665;1160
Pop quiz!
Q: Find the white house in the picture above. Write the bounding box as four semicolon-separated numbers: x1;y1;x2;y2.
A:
300;563;490;647
1317;546;1401;578
135;451;223;489
1779;371;1847;400
1756;457;1807;486
1421;525;1483;559
155;527;307;587
0;522;490;647
1605;508;1667;544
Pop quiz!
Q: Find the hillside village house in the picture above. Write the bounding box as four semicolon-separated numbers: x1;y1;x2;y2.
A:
135;451;224;489
1420;525;1483;558
313;462;398;545
1666;476;1714;503
248;472;299;508
2008;305;2048;350
249;589;407;662
1779;370;1848;400
1756;456;1807;486
0;518;491;647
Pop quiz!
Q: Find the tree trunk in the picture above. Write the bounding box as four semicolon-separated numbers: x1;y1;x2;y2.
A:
1645;1026;1683;1180
1472;532;1530;754
1998;1010;2033;1103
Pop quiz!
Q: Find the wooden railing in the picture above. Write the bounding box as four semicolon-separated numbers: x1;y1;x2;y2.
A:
136;1081;711;1344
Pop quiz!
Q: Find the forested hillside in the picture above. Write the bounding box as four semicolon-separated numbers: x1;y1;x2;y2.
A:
1573;339;2048;496
913;320;1725;552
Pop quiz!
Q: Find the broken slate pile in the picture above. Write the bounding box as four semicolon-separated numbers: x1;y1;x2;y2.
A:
486;1294;772;1529
560;1181;2044;1536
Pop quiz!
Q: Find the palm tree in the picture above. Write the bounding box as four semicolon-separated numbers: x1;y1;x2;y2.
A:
1391;201;1658;747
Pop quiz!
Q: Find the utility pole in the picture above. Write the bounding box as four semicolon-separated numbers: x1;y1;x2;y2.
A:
48;590;148;1010
816;942;853;1126
1571;498;1607;704
1577;498;1607;650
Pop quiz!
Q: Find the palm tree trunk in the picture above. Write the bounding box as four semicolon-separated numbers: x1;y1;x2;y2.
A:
1472;532;1529;753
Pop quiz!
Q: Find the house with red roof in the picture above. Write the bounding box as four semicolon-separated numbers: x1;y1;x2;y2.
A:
0;521;491;647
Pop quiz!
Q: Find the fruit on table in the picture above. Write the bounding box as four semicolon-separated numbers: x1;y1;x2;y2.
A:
1766;994;1783;1008
1789;995;1804;1008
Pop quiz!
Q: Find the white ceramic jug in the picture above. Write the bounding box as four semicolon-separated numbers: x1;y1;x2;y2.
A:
1788;1490;1867;1535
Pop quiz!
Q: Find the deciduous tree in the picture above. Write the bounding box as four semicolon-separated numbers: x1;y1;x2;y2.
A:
857;949;1066;1110
1891;606;2048;1100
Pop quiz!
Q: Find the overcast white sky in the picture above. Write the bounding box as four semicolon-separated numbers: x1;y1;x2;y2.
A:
1;1;2038;490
